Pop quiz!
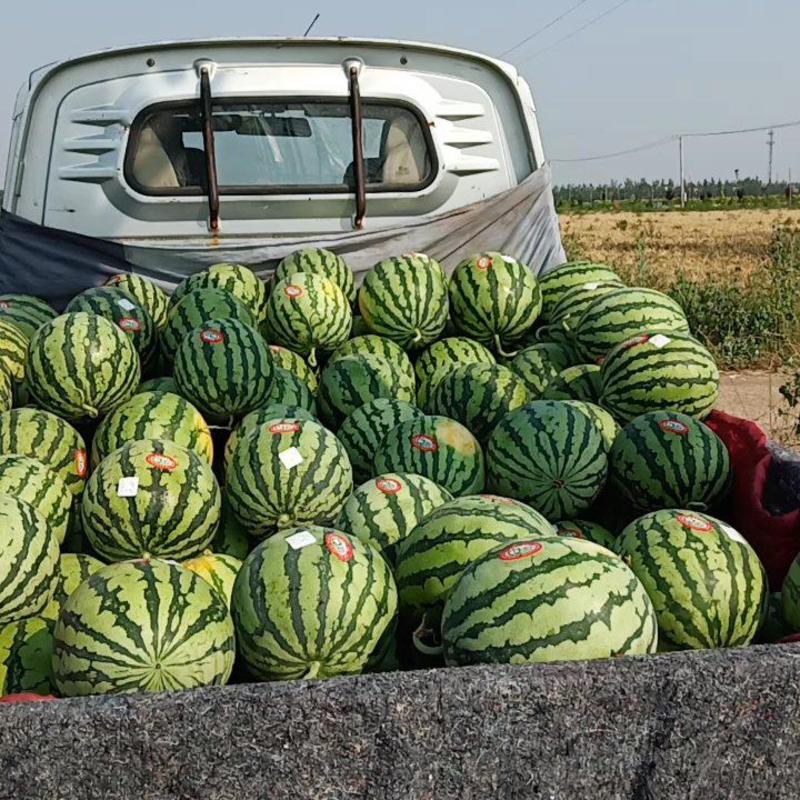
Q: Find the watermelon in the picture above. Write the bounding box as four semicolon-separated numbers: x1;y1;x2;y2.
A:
538;263;623;322
448;252;542;355
274;248;355;305
267;273;352;366
609;411;730;513
171;264;267;321
509;343;573;399
40;553;105;626
337;473;453;566
0;495;59;624
174;318;274;422
372;415;485;497
554;519;618;550
0;295;56;339
782;553;800;631
268;344;318;393
337;399;424;485
317;354;415;430
52;559;235;696
442;536;658;666
91;390;213;468
223;404;318;473
548;280;625;330
26;312;140;422
573;288;690;363
81;439;221;561
563;400;619;452
0;455;72;544
66;286;158;367
161;288;256;359
415;337;495;409
262;367;316;413
0;617;53;696
329;335;416;399
0;319;29;401
183;552;242;608
225;418;352;538
106;274;170;330
0;409;88;497
487;400;608;518
427;363;529;442
232;526;396;680
394;494;555;654
759;592;792;643
137;376;179;395
619;510;766;648
0;370;11;414
542;364;603;403
358;254;449;349
600;333;720;422
212;497;251;560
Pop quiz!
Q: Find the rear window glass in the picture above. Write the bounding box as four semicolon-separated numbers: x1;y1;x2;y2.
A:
125;100;434;195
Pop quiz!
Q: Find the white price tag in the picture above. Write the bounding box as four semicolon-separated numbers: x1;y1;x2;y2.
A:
279;447;304;469
501;255;517;264
649;334;672;349
585;282;600;291
286;530;317;550
721;523;748;545
116;298;136;311
117;476;139;497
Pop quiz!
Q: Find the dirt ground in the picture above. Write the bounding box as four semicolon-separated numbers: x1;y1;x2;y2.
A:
718;371;794;444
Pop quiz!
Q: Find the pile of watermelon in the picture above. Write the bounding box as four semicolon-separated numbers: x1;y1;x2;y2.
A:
0;251;790;700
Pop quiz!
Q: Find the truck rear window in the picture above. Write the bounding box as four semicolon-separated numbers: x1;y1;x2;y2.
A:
125;100;435;195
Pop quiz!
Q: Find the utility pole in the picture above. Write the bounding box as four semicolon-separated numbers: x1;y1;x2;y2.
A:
679;136;686;208
767;129;775;185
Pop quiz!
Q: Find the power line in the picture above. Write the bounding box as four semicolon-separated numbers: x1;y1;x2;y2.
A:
680;118;800;138
551;136;675;163
518;0;637;63
500;0;593;57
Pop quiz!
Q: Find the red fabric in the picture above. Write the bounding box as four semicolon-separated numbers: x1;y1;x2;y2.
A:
0;693;55;705
706;410;800;588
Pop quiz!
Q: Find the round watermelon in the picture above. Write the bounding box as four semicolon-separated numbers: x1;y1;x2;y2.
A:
183;552;242;608
548;279;626;330
0;617;53;697
0;319;29;402
359;254;448;350
106;274;169;329
542;364;603;403
554;519;618;550
137;376;179;395
563;400;620;452
232;526;396;680
0;295;56;339
329;335;416;398
0;370;11;414
52;559;235;696
261;367;316;413
442;536;657;666
781;553;800;632
268;344;318;393
274;248;355;305
171;263;267;321
81;438;221;561
415;337;496;409
40;553;105;626
509;343;574;399
537;263;623;322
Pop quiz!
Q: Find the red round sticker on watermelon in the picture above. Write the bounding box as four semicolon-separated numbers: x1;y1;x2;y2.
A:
499;541;544;562
118;317;142;333
145;453;178;473
659;419;690;436
284;285;304;300
411;434;439;453
376;477;403;495
107;275;123;285
269;422;301;435
476;255;493;272
325;532;354;563
74;449;88;479
200;329;224;345
677;514;714;533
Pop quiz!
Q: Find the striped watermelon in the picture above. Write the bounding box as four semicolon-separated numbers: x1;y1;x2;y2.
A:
600;332;720;422
538;263;623;322
225;418;352;538
66;286;158;367
337;399;424;485
274;248;355;305
183;552;242;608
106;274;170;330
372;415;485;497
442;536;657;666
542;364;603;403
91;391;213;468
26;313;140;423
0;295;56;339
563;400;619;452
81;439;221;561
448;252;542;355
759;592;791;642
337;472;453;566
232;526;396;680
487;400;608;518
223;404;318;473
428;363;529;442
261;367;316;413
619;510;765;649
162;288;256;360
137;376;179;395
609;411;730;513
0;409;88;497
268;344;318;393
0;370;11;414
329;335;416;398
174;318;274;422
53;559;235;696
509;343;573;399
0;495;59;624
548;280;626;330
212;497;251;560
0;455;72;544
554;519;618;550
171;264;267;321
0;617;53;696
317;354;415;430
40;553;105;626
267;273;352;366
573;288;690;363
415;337;495;409
359;254;449;350
0;319;29;402
782;554;800;631
395;494;555;655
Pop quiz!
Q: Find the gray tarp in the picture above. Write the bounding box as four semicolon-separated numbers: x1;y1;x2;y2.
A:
0;164;565;309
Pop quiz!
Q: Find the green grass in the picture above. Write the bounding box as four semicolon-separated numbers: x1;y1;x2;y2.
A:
557;196;799;215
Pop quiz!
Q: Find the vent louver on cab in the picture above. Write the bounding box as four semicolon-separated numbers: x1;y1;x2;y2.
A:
434;100;499;175
58;105;128;183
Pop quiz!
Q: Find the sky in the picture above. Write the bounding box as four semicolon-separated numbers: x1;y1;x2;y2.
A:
1;0;798;186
